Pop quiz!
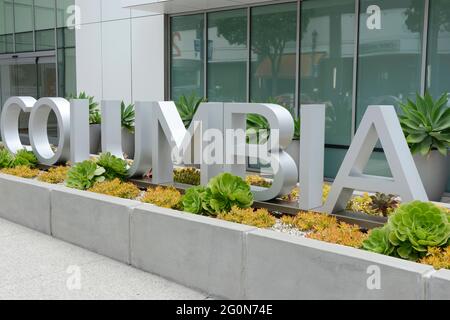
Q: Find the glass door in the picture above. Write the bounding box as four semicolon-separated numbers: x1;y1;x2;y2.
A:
0;53;57;144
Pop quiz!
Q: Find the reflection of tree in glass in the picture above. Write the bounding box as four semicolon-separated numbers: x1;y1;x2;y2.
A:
216;9;307;97
405;0;450;33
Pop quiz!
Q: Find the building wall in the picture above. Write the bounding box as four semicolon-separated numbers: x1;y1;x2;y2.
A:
75;0;165;103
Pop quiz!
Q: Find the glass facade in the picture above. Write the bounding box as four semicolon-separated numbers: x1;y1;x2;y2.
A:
207;9;247;102
169;0;450;192
250;3;297;109
0;0;76;105
170;14;204;101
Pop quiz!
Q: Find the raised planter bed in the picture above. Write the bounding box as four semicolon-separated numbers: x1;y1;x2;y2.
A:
51;186;140;264
0;173;52;234
131;204;255;299
245;229;432;299
0;173;449;299
427;269;450;300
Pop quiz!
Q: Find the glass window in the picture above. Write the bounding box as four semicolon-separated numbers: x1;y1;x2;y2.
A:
0;0;14;35
34;0;55;30
250;3;298;109
300;0;355;146
171;14;205;100
207;9;247;102
356;0;425;124
427;0;450;193
57;0;74;28
57;27;75;49
427;0;450;97
15;31;33;52
36;29;55;50
14;0;34;33
0;34;13;54
58;47;76;97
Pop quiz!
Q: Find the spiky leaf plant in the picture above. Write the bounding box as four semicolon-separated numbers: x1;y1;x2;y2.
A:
175;93;206;128
399;92;450;156
121;101;135;133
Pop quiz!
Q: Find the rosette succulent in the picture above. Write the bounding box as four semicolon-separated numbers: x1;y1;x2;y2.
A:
206;173;253;214
363;226;395;256
13;149;38;168
388;201;450;260
182;173;254;216
97;152;129;180
66;160;106;190
182;186;208;215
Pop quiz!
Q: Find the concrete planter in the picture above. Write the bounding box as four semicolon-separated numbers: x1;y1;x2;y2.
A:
121;128;135;159
413;150;449;201
51;186;140;263
90;124;101;155
0;174;449;299
245;229;433;300
131;204;255;299
427;269;450;300
286;140;300;166
0;174;52;234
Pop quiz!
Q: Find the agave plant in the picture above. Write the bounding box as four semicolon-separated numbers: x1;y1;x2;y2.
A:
121;101;135;133
67;92;101;125
175;93;207;128
399;92;450;156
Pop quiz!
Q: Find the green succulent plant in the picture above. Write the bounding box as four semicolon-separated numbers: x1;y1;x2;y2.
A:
67;92;101;125
246;114;270;143
182;173;254;216
0;149;14;169
97;152;129;181
206;173;254;214
399;92;450;156
13;149;38;168
182;186;208;215
388;201;450;260
66;160;106;190
175;93;207;128
363;226;395;256
121;101;135;133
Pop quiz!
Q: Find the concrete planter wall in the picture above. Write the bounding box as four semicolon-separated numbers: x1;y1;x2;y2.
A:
414;150;449;201
51;186;140;264
90;124;101;154
0;173;449;299
131;204;254;299
0;174;52;234
121;128;135;159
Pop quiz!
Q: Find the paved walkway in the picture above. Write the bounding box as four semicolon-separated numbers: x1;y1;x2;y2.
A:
0;218;208;300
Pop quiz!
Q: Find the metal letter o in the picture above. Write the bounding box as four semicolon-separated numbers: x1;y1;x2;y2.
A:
29;98;71;165
0;96;36;153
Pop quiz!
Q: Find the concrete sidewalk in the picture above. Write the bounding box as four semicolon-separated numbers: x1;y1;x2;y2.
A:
0;217;208;300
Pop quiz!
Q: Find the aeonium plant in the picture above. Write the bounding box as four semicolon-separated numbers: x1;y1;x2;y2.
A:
363;201;450;261
182;173;254;216
399;92;450;156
